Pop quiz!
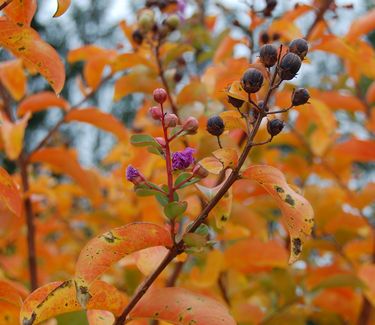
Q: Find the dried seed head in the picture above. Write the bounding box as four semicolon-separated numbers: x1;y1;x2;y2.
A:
132;30;144;45
138;9;155;32
259;31;270;45
289;38;309;60
153;88;168;104
267;119;284;136
165;14;180;31
227;96;244;108
259;44;278;68
164;113;178;128
241;68;264;94
279;53;302;80
292;88;310;106
206;115;225;136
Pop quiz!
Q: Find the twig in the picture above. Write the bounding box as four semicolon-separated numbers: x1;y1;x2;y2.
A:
218;272;231;306
0;0;13;11
305;0;334;40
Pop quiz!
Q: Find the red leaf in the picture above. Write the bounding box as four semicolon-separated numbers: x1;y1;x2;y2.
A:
130;287;236;325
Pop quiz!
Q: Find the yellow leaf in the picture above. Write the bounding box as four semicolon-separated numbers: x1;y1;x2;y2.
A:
0;59;26;100
212;148;238;169
220;110;247;133
0;112;30;160
198;156;223;175
243;165;314;263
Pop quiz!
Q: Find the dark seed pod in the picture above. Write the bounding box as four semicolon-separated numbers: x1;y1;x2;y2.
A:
292;88;310;106
228;96;244;108
132;30;144;45
267;119;284;136
279;53;302;80
207;115;225;136
259;44;278;68
259;31;270;45
241;68;264;93
289;38;309;60
272;32;281;41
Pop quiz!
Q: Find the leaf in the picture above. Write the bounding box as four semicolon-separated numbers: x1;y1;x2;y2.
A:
225;80;248;102
312;90;366;112
224;239;288;273
0;59;26;100
358;264;375;306
83;51;116;90
0;112;30;160
130;134;161;149
53;0;71;17
164;201;187;219
0;167;22;217
67;45;106;63
114;69;162;101
20;280;127;325
190;250;224;288
132;246;169;276
3;0;37;26
65;108;128;141
176;80;208;106
87;310;114;325
220;110;247;133
129;287;236;325
312;274;365;292
212;148;238;169
198;157;223;175
331;138;375;162
75;223;172;288
366;81;375;104
243;165;314;263
346;8;375;41
18;91;70;117
0;18;65;93
30;147;103;205
196;170;233;228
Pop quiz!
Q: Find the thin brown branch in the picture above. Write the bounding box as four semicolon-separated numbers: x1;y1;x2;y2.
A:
218;272;231;306
305;0;334;40
0;0;13;11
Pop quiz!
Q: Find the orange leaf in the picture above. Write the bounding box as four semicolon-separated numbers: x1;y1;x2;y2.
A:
130;287;236;325
220;110;247;133
131;246;169;276
346;8;375;41
0;112;30;160
311;90;366;112
0;59;26;100
212;148;238;169
84;51;117;90
213;35;241;65
20;280;127;324
224;238;288;273
0;167;22;217
243;165;314;263
331;138;375;162
18;91;70;117
75;223;172;289
0;279;25;308
366;81;375;104
30;147;103;205
67;45;106;63
53;0;71;17
3;0;37;26
0;18;65;93
358;264;375;306
65;108;128;141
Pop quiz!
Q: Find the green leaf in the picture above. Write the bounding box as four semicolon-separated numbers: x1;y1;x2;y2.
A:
135;188;160;197
56;311;88;325
155;192;169;207
131;134;161;149
174;172;200;189
164;201;187;219
195;224;209;236
148;145;164;156
312;274;366;291
183;233;207;248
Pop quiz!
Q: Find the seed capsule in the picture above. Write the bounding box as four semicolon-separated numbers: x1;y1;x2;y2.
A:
289;38;309;60
182;117;199;134
241;68;264;94
206;115;225;136
292;88;310;106
165;14;180;31
267;119;284;136
259;31;270;45
132;30;144;45
164;113;178;128
279;53;301;80
227;96;244;108
149;106;162;120
153;88;168;104
259;44;278;68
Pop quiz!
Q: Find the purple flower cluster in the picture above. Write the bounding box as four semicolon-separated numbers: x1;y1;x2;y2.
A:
172;147;195;170
126;165;142;184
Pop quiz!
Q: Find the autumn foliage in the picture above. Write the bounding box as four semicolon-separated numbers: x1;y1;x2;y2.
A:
0;0;375;324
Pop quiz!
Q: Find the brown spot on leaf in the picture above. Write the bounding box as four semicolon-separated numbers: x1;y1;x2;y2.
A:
292;237;302;256
274;185;284;193
284;194;295;206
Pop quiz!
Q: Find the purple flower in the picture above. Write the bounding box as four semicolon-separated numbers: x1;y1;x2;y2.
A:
126;165;143;184
172;147;196;170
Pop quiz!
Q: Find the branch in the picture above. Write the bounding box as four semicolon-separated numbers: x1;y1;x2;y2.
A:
0;0;13;10
305;0;334;40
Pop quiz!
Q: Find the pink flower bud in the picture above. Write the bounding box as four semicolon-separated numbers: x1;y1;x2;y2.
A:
153;88;168;104
192;164;209;178
149;106;162;120
164;113;178;128
155;137;166;147
182;117;199;134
